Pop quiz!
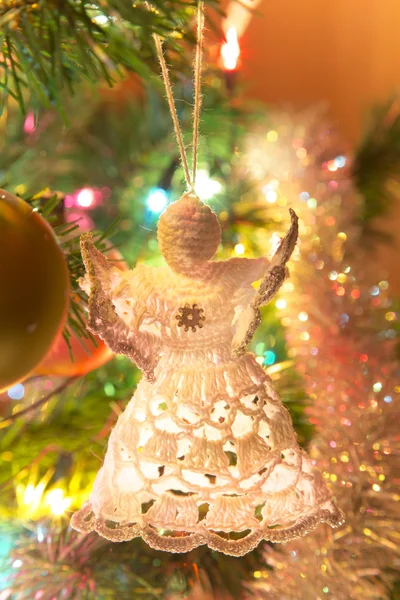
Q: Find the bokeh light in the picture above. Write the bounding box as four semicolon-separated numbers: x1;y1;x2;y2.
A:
77;188;95;208
234;243;245;255
195;170;223;200
221;27;240;71
7;383;25;400
147;188;168;213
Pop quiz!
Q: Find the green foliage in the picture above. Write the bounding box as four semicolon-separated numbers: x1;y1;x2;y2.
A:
0;0;221;115
4;519;269;599
21;190;119;353
0;71;240;196
353;98;400;234
0;357;139;513
390;578;400;600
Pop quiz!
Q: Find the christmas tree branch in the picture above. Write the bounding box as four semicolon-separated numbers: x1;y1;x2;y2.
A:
0;0;221;115
0;377;76;427
353;98;400;226
25;190;120;355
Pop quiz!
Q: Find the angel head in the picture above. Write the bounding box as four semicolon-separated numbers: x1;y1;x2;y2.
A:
157;192;221;275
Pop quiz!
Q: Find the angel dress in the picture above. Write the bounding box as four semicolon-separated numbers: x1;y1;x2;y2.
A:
71;193;343;557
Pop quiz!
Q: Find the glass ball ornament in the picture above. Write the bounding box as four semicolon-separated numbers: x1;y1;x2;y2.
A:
0;189;69;391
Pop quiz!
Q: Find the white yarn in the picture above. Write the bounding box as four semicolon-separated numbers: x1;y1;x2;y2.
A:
71;204;343;556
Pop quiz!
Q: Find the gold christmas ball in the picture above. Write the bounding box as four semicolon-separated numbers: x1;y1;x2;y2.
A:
0;189;70;391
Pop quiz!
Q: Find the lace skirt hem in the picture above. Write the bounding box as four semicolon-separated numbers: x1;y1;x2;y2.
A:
71;501;344;557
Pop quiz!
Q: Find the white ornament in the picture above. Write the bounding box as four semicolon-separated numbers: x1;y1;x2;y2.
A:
71;192;343;556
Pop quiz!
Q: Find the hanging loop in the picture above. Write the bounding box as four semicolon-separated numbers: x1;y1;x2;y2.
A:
149;1;205;192
192;1;205;186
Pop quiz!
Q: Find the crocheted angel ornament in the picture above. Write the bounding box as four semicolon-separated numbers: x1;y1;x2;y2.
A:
71;193;343;556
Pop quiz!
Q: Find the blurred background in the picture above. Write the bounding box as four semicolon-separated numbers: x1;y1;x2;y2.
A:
0;1;399;599
219;0;400;292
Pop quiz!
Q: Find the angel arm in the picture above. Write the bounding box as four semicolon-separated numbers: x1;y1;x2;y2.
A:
255;208;299;306
233;209;299;355
80;234;160;382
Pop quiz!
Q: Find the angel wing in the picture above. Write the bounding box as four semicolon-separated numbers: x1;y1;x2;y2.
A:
80;234;160;382
224;256;270;287
233;209;299;355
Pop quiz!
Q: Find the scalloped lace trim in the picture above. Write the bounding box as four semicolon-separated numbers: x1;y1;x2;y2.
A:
71;501;344;557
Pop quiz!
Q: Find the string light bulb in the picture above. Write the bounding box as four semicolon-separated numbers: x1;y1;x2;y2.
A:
221;27;240;71
147;188;168;214
194;170;222;200
77;188;95;208
46;488;72;516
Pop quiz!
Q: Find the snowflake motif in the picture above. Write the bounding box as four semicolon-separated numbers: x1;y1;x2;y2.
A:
175;303;205;332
